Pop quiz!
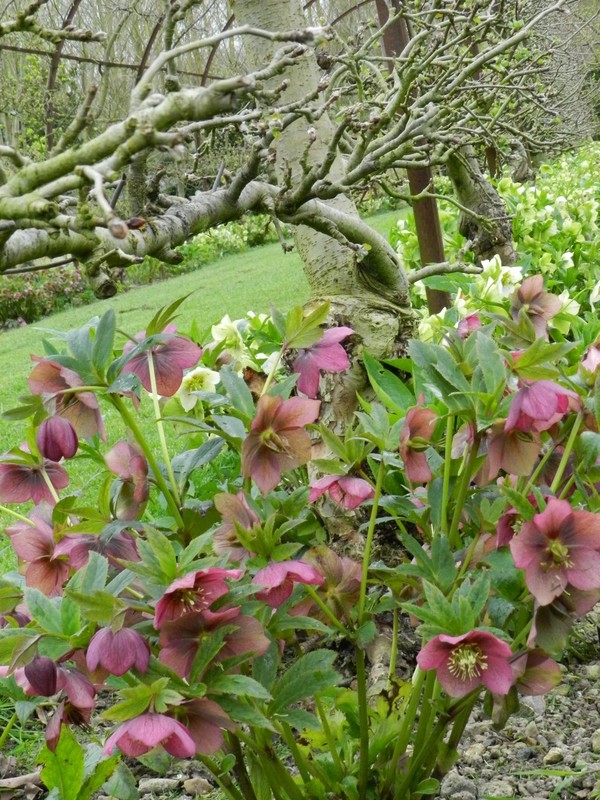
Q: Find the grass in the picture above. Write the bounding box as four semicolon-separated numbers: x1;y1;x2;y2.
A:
0;209;402;570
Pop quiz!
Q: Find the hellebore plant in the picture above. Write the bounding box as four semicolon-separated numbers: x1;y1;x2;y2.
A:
1;289;599;800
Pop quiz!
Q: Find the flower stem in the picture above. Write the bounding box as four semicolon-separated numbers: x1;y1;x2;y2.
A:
0;713;17;750
303;585;350;636
315;696;344;776
356;456;386;799
0;505;36;525
260;347;284;396
448;436;479;549
40;468;61;504
196;755;246;800
441;414;454;534
110;395;184;529
550;412;583;495
388;607;399;689
227;734;259;800
147;353;181;507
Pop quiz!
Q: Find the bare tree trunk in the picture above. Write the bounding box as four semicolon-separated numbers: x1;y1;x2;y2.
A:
446;145;517;265
375;0;451;315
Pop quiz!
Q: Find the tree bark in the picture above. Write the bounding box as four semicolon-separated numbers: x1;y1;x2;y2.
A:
446;145;517;265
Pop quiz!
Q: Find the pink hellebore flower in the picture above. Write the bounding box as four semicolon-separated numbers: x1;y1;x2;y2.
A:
104;713;196;758
122;328;202;397
242;394;321;494
6;509;83;595
158;607;270;679
510;497;600;606
213;492;260;562
291;546;361;621
154;567;242;629
399;402;438;484
309;475;374;510
293;327;354;398
0;453;68;505
253;560;324;608
483;423;541;481
36;417;78;462
581;343;600;376
417;630;514;698
105;441;149;520
28;357;105;440
86;628;150;676
510;275;562;338
457;313;482;339
510;649;562;697
179;698;235;755
505;381;580;434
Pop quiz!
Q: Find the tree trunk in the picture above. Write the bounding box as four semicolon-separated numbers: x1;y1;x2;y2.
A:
446;145;517;265
230;0;416;394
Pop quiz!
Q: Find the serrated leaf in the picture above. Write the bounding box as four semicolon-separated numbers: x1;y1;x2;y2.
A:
363;351;414;413
284;302;330;349
68;552;109;595
270;649;339;714
137;526;177;584
24;588;63;635
39;726;85;800
210;673;272;700
501;487;536;520
146;295;191;337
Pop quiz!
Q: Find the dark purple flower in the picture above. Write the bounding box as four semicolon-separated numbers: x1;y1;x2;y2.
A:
510;498;600;606
309;475;374;510
154;568;242;629
293;327;354;398
24;656;58;696
104;713;196;758
105;441;149;520
158;607;270;679
179;698;235;755
242;395;321;494
252;560;324;608
417;630;514;698
0;451;68;505
121;330;202;397
86;628;150;676
36;417;78;462
29;357;105;440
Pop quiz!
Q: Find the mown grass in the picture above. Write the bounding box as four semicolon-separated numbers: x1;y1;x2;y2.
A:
0;210;402;570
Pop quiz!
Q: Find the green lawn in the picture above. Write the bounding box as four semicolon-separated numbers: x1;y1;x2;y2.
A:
0;209;402;567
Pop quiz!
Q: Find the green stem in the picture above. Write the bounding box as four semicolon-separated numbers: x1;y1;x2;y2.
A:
384;667;425;795
442;696;478;763
358;457;386;623
227;734;259;800
452;530;482;589
147;353;181;506
559;474;576;499
410;670;437;769
41;468;61;504
260;749;305;800
394;715;449;799
110;395;184;529
550;412;583;495
520;443;555;496
278;722;313;785
315;696;344;776
260;347;284;396
441;415;454;534
0;713;17;750
303;585;350;636
448;437;480;549
356;647;371;799
195;756;246;800
0;505;36;525
388;607;399;689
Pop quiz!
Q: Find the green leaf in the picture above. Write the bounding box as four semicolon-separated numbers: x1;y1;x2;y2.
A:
363;351;414;413
146;295;191;337
65;590;120;624
415;777;440;795
472;332;506;395
210;673;272;700
101;763;139;800
575;431;600;471
217;697;276;731
0;630;40;665
137;526;177;584
171;438;224;487
39;726;85;800
501;487;535;520
219;365;255;418
68;552;109;595
430;534;457;591
92;309;116;377
24;588;63;635
284;302;330;349
79;753;119;800
270;649;339;714
355;620;377;648
102;685;153;722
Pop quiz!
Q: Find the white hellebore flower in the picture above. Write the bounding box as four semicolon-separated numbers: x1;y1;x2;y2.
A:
179;366;220;411
590;281;600;306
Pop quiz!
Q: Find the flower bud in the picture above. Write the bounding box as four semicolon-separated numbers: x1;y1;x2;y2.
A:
24;656;58;696
36;417;79;462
